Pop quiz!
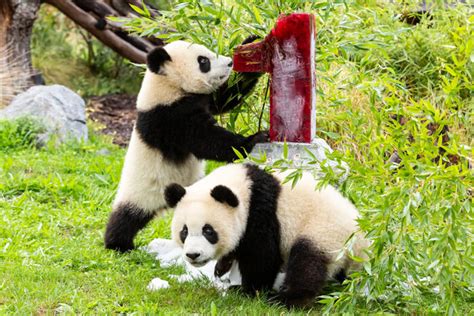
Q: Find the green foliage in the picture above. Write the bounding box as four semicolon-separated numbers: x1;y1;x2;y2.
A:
116;0;342;137
312;14;473;314
332;5;474;100
315;102;473;314
31;6;142;97
147;0;174;10
0;118;44;150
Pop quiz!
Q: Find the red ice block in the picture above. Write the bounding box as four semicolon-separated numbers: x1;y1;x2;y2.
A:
233;13;316;143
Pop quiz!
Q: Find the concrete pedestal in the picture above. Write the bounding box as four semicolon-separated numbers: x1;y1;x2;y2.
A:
251;138;350;183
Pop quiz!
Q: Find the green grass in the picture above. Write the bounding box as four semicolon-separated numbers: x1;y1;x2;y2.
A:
0;126;307;314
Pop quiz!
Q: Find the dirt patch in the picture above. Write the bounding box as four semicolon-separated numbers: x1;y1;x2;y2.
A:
87;94;136;147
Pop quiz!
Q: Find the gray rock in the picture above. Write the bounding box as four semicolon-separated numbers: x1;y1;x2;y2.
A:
0;85;88;144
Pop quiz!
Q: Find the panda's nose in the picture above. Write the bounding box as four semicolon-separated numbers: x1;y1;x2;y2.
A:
227;60;233;67
186;252;200;260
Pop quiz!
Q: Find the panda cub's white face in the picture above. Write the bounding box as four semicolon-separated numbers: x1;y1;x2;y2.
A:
166;180;248;267
162;40;233;94
173;201;222;267
171;197;241;267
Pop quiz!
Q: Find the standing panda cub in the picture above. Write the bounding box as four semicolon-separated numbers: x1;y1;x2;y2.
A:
105;40;268;252
165;164;368;308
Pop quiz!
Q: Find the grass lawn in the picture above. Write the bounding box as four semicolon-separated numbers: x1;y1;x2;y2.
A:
0;130;313;315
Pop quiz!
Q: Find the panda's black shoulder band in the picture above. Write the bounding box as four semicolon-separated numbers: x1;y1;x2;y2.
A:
211;185;239;207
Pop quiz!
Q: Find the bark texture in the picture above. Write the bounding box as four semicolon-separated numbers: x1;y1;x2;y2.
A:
1;0;41;74
0;0;41;106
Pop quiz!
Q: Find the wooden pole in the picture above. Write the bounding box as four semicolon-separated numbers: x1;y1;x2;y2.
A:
43;0;148;64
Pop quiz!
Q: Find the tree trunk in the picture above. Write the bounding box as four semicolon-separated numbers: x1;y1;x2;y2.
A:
0;2;11;50
1;0;162;106
1;0;41;81
0;0;41;106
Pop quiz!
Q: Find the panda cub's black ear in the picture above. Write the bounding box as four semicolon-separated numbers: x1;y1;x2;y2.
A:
210;185;239;208
147;47;171;74
165;183;186;208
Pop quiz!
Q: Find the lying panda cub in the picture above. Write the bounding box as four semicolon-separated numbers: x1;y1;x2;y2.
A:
105;39;268;252
165;164;368;308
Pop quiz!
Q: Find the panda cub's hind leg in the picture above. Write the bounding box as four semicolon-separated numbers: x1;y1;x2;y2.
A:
104;203;156;252
273;238;330;309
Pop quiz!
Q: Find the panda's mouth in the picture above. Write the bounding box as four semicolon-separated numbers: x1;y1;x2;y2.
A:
218;69;231;81
189;259;210;267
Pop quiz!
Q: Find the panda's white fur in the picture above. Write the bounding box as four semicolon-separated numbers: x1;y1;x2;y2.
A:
137;41;232;111
275;169;365;276
116;41;232;209
166;164;368;308
171;164;252;263
105;40;267;252
113;131;204;212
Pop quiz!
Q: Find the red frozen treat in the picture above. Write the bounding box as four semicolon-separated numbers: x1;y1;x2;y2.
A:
233;13;316;143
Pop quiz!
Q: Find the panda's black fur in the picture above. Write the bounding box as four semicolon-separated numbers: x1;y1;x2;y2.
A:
104;40;267;252
135;94;267;164
212;165;331;305
235;164;283;293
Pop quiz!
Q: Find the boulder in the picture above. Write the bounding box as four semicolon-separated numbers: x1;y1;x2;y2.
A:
0;85;88;144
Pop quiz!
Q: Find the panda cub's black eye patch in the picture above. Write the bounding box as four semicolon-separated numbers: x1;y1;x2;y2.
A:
202;224;218;244
197;56;211;73
180;225;188;243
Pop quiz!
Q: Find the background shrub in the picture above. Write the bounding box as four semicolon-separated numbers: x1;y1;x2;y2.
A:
0;117;44;150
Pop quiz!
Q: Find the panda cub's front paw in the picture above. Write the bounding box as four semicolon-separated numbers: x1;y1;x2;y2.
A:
214;255;235;278
249;131;270;145
241;34;261;45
